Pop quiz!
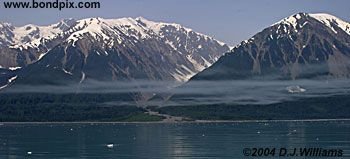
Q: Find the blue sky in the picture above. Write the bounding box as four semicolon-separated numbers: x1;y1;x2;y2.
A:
0;0;349;45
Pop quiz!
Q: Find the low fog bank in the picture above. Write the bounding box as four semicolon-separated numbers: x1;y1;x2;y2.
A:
2;79;350;106
148;79;350;106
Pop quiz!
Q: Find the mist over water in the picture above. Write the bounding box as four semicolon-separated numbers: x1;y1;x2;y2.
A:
168;79;350;105
4;79;350;106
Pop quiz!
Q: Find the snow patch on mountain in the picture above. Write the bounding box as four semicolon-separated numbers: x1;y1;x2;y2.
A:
8;67;21;71
0;84;7;90
8;75;17;83
63;69;73;75
80;72;86;84
309;13;350;35
0;75;17;90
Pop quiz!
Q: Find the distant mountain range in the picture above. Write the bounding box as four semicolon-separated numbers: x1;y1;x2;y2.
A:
1;13;350;102
1;13;350;121
0;17;229;91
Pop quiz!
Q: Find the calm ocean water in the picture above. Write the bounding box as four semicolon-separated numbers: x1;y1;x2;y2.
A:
0;120;349;159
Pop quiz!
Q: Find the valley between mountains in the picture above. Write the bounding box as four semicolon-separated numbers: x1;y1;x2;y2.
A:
1;13;350;122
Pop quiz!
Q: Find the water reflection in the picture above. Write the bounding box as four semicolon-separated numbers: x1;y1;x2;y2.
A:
0;121;349;158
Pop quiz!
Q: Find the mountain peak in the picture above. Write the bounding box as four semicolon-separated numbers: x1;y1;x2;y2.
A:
273;12;308;28
55;18;77;30
66;16;154;46
274;12;350;35
135;16;149;22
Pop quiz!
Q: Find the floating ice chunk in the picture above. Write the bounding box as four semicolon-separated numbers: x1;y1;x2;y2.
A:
286;85;306;93
106;144;114;148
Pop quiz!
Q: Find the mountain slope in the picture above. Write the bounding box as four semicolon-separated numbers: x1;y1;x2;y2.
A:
191;13;350;81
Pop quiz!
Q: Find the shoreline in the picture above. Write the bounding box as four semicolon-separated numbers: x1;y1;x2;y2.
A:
0;118;350;124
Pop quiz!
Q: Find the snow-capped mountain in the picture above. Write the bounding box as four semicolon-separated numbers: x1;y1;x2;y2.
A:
59;17;227;81
0;19;77;68
0;18;76;48
190;13;350;81
0;17;229;91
